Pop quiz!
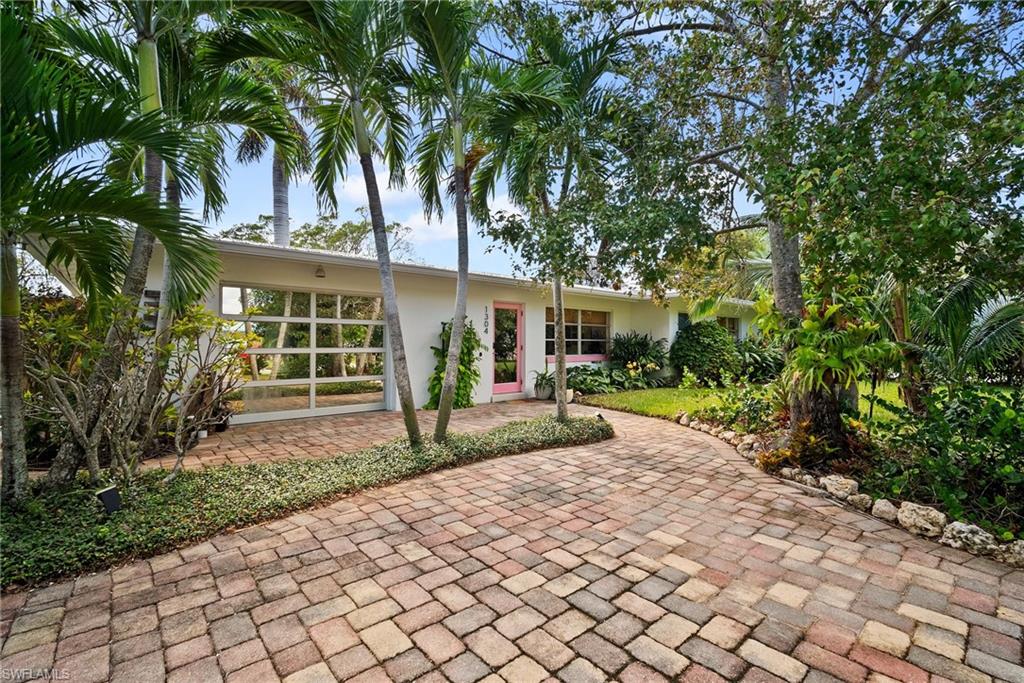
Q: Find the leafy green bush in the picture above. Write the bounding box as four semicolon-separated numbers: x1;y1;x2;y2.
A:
669;320;741;386
1;415;613;587
425;320;483;409
696;384;777;434
861;386;1024;540
736;337;784;383
567;365;614;394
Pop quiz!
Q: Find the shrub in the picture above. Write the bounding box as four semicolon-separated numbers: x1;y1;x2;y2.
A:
736;337;784;383
567;365;614;394
0;415;614;587
861;385;1024;540
669;320;740;386
425;320;484;409
696;384;777;434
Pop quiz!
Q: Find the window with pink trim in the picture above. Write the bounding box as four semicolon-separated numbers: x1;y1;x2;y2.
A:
545;307;609;361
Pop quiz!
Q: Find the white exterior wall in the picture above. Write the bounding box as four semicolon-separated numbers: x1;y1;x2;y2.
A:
145;243;752;421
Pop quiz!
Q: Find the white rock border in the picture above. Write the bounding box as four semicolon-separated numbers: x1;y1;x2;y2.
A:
674;411;1024;569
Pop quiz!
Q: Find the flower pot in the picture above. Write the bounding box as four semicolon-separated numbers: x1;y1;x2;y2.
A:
214;418;229;432
535;385;554;400
197;429;209;439
565;389;575;403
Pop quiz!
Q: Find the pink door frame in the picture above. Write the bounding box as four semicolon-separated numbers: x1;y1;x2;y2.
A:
493;301;524;394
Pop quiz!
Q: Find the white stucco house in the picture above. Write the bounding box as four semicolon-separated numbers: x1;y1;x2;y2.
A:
47;238;756;424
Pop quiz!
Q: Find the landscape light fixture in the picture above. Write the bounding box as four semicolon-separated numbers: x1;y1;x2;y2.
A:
95;485;122;514
315;265;326;278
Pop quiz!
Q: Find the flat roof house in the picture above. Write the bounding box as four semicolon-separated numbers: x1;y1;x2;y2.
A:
47;238;755;424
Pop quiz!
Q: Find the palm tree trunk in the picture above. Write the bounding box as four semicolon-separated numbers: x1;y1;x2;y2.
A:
893;281;925;413
47;35;164;485
552;273;569;422
353;100;421;446
272;146;290;247
1;237;28;502
269;145;291;382
136;172;181;457
433;120;469;442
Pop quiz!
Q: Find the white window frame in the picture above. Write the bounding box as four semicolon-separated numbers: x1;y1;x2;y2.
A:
545;307;611;361
219;283;387;422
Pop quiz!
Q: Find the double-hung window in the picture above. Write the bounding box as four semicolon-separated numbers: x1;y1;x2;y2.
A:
545;307;609;360
717;316;740;341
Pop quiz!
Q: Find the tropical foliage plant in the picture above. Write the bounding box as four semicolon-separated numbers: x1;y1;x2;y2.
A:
425;320;484;411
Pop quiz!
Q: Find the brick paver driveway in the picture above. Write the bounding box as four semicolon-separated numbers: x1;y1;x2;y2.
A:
3;408;1023;682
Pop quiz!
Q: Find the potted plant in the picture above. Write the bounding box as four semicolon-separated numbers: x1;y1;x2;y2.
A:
532;365;555;400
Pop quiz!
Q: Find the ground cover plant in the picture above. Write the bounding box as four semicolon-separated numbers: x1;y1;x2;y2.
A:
1;415;613;588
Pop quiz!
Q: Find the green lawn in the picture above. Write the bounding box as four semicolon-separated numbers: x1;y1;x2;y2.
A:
580;381;904;422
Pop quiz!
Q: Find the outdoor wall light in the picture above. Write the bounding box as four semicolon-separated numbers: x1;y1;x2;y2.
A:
96;485;122;514
314;265;326;278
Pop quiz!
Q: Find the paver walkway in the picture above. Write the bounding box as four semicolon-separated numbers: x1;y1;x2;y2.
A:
3;408;1023;683
143;401;556;471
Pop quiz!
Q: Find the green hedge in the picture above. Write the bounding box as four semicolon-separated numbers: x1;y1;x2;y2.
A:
1;416;613;588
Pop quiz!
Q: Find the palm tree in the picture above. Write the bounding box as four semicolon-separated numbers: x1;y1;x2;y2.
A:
408;2;566;440
206;0;422;444
914;277;1024;391
405;1;476;442
235;63;316;381
0;9;217;499
473;32;616;421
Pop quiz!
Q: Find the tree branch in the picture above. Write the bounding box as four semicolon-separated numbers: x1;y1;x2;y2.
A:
616;21;732;40
697;90;763;110
687;143;744;165
850;0;952;110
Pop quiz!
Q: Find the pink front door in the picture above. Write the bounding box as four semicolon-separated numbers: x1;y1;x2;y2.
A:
493;302;523;394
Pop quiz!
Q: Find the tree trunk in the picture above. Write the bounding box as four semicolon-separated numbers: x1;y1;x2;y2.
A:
355;298;382;375
137;172;181;454
268;292;291;381
240;287;260;379
272;146;290;247
433;128;470;442
761;45;843;454
1;238;28;502
334;295;346;377
353;100;421;445
892;281;926;413
268;145;291;382
552;273;569;422
47;35;164;485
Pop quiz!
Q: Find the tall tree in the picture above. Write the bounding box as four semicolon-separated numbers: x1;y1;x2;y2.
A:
408;1;560;439
0;8;217;498
564;1;1000;451
405;0;475;442
206;0;423;444
473;28;615;422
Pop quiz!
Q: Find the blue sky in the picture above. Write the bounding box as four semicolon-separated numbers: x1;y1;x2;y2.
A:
183;148;523;275
183;149;761;278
